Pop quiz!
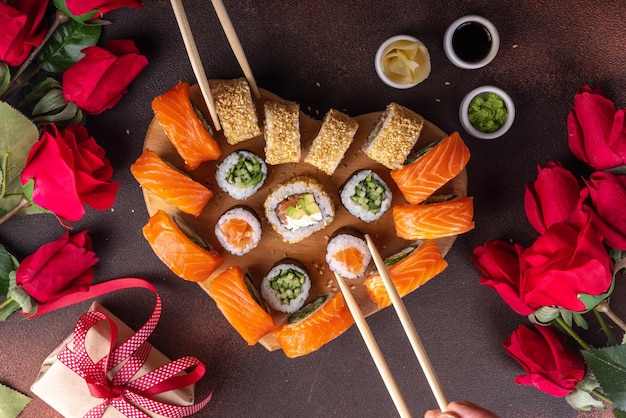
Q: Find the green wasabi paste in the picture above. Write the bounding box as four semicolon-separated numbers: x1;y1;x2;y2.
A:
468;92;508;133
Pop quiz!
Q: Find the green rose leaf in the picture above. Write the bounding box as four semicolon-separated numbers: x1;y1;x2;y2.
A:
583;345;626;411
24;78;85;127
37;18;101;73
0;102;39;198
0;383;31;418
0;63;10;95
0;244;18;296
53;0;99;23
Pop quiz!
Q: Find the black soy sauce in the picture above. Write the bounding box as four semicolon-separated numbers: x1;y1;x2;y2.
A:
452;21;492;62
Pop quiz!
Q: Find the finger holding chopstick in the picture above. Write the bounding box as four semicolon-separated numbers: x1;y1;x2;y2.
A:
334;272;412;418
364;234;449;412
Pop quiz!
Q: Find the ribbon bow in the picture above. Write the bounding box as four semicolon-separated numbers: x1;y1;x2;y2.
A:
55;279;212;418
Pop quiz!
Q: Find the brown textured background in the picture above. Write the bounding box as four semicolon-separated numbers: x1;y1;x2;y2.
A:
2;1;626;417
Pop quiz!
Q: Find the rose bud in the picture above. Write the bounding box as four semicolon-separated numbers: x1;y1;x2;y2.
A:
0;0;48;66
582;171;626;251
53;0;141;21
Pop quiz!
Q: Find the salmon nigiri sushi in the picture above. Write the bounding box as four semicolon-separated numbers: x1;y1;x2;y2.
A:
364;240;448;309
131;148;213;217
393;196;475;240
390;131;470;205
152;81;221;170
206;266;275;345
272;292;354;358
143;210;223;282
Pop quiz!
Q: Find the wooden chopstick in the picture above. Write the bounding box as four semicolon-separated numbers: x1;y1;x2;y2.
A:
169;0;222;131
333;272;411;418
210;0;261;98
364;234;449;412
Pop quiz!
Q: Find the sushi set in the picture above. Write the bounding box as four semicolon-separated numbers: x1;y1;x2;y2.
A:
136;78;472;357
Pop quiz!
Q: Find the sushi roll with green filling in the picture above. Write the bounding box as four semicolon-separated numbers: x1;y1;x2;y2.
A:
261;259;311;313
264;175;335;243
340;170;392;222
216;150;267;200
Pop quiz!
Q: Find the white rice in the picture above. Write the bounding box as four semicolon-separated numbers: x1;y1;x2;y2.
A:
261;261;311;313
214;206;262;256
264;176;335;243
326;232;371;279
216;150;267;200
340;170;392;222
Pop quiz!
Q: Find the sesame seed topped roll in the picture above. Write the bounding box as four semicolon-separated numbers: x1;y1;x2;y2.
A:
304;109;359;176
213;78;262;144
264;99;301;165
362;102;424;169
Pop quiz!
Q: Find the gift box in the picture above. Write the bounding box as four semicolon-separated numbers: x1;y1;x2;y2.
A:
31;301;210;418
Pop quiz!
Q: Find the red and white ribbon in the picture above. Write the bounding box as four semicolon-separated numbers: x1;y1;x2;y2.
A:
49;278;211;417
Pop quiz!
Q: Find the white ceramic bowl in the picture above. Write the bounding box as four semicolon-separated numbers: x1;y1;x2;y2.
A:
459;86;515;139
375;34;430;89
444;15;499;69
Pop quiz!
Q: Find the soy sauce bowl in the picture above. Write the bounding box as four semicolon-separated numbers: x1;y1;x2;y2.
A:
460;86;515;139
444;15;499;69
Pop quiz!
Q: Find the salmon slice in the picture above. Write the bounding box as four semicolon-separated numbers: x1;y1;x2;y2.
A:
364;240;448;309
217;218;255;251
393;196;475;240
390;131;470;205
207;266;275;345
142;210;223;282
131;148;213;217
273;292;354;358
152;81;221;170
332;247;366;278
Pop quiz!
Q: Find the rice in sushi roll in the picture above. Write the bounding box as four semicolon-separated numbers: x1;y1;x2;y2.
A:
326;229;372;279
264;175;335;243
261;259;311;313
214;206;262;256
340;170;392;222
212;77;261;144
304;109;358;175
264;99;301;165
216;150;267;200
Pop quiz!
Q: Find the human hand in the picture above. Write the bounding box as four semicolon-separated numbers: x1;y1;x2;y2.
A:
424;400;498;418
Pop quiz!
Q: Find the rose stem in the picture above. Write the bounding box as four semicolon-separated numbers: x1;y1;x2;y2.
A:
595;300;626;334
0;10;69;101
0;195;32;225
592;307;618;345
0;297;14;311
554;316;591;350
590;389;612;405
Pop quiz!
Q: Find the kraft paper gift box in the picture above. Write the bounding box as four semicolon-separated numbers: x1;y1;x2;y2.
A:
31;302;195;418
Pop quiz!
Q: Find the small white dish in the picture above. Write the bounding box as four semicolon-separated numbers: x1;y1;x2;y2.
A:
375;34;431;89
444;15;499;69
459;85;515;139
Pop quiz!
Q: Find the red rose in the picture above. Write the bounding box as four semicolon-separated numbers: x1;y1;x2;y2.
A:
0;0;48;66
472;240;532;316
524;162;580;234
16;230;98;304
568;85;626;171
62;40;148;114
581;171;626;250
54;0;141;20
503;325;585;397
520;211;613;312
474;212;614;314
21;124;119;223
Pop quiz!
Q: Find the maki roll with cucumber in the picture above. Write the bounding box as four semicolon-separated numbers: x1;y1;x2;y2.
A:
216;150;267;200
264;175;335;243
272;292;354;358
261;259;311;313
326;228;372;279
340;170;392;222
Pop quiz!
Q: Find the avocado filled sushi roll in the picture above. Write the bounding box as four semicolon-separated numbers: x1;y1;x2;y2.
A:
264;175;335;243
326;229;372;279
261;259;311;313
340;170;392;222
216;150;267;200
214;206;262;256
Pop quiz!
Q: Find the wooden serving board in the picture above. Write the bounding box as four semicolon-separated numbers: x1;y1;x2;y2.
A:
142;81;467;351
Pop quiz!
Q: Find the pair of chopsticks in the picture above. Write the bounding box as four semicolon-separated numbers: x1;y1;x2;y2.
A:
333;234;449;417
169;0;260;131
